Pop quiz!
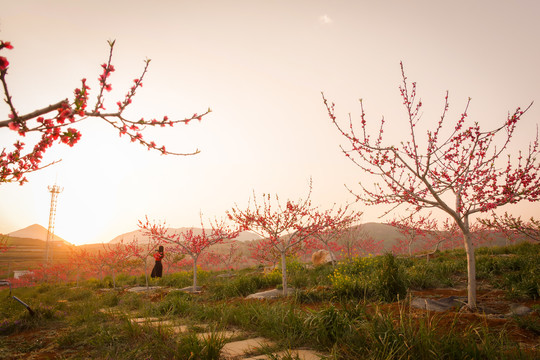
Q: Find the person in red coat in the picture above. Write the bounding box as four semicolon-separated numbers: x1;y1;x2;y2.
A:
151;245;164;278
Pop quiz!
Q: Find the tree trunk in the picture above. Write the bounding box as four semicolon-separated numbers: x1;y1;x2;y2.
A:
462;228;477;309
325;243;337;268
281;250;288;294
192;256;198;291
144;259;149;289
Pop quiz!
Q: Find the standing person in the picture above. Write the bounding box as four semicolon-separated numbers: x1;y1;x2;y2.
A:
151;245;164;278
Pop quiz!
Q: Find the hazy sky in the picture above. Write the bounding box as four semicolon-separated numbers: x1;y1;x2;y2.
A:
1;0;539;245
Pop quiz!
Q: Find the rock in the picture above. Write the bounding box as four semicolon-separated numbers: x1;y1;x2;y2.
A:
221;337;275;358
411;296;466;312
507;304;533;316
243;349;324;360
245;288;296;299
179;285;202;293
127;286;161;292
457;304;498;314
311;250;333;266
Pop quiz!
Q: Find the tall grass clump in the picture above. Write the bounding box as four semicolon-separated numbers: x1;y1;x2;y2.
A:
208;273;280;300
345;307;529;360
152;291;196;316
330;253;407;302
174;329;226;360
59;313;225;359
502;252;539;299
403;253;465;289
304;303;364;348
301;303;534;359
476;242;540;299
377;253;407;302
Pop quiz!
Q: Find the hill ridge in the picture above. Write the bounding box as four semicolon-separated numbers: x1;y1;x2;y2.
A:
109;227;263;244
7;224;70;245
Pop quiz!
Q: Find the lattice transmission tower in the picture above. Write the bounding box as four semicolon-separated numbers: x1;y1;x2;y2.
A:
46;184;63;263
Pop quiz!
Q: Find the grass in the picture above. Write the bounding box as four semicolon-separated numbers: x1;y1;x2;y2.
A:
0;242;538;359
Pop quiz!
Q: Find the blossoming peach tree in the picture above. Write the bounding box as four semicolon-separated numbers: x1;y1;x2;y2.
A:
388;213;437;256
479;212;540;243
323;63;540;308
228;185;357;294
0;40;210;185
307;207;362;267
139;216;241;291
338;222;384;260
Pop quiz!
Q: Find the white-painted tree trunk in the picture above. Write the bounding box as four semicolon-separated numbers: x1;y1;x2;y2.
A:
462;229;477;309
281;251;288;294
192;256;198;291
325;243;337;268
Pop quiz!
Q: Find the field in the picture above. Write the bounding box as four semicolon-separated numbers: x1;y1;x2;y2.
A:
1;242;539;359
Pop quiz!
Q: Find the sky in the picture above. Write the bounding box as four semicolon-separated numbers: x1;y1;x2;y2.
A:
0;0;539;245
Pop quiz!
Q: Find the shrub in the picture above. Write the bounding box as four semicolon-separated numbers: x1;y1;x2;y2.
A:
329;253;407;302
287;257;310;289
376;253;407;302
329;254;379;299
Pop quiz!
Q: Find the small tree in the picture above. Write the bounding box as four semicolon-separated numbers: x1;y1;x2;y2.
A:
390;216;475;260
228;187;347;293
125;236;160;289
0;39;210;185
323;63;540;308
339;222;384;259
310;208;362;267
139;216;240;291
389;213;437;256
228;190;319;293
248;238;281;269
29;262;69;284
91;249;109;281
479;212;540;244
67;247;92;286
211;242;243;273
162;252;186;274
426;218;461;253
102;241;133;288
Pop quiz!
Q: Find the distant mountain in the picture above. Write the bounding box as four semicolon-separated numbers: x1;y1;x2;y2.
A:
360;222;403;250
358;222;512;251
1;226;75;272
7;224;71;245
109;227;262;244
